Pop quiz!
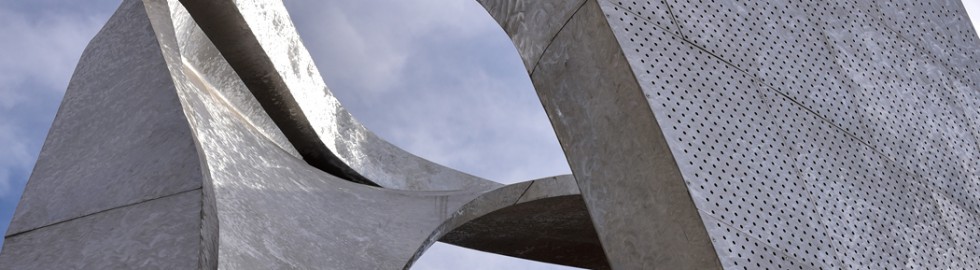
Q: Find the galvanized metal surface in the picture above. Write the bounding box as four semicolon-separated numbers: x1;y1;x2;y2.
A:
484;0;980;268
485;1;724;268
601;0;980;268
412;175;607;269
3;0;203;237
2;0;979;269
0;0;604;269
178;0;501;192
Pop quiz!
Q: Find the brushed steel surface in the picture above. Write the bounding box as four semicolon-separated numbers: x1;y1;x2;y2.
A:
179;0;501;192
4;0;980;268
0;1;604;269
599;0;980;268
5;0;203;237
525;1;723;268
165;2;580;268
410;175;608;269
0;190;202;270
486;0;980;268
477;0;587;71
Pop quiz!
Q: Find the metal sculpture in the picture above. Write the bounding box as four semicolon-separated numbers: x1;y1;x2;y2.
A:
2;0;978;269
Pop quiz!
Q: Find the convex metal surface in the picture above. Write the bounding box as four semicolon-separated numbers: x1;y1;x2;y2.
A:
2;0;980;269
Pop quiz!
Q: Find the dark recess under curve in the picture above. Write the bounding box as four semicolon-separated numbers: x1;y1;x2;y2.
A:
177;0;378;186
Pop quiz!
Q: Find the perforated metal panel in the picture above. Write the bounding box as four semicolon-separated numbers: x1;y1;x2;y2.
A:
599;0;980;268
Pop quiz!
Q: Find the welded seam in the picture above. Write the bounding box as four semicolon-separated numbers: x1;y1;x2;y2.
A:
614;0;980;181
606;0;894;165
513;180;535;205
662;0;684;36
604;2;918;266
529;0;589;76
5;188;202;238
696;211;819;269
141;2;221;268
805;3;980;219
609;2;980;265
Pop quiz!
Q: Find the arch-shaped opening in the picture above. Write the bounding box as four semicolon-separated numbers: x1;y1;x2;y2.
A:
279;0;592;269
413;243;587;270
282;0;570;186
406;176;608;270
178;0;600;267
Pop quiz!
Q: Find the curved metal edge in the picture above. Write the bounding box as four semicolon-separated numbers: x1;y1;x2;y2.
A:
404;175;609;270
176;0;501;192
153;1;491;268
162;1;606;268
477;0;586;72
141;1;221;269
0;1;207;269
3;0;205;238
478;0;723;269
175;0;375;187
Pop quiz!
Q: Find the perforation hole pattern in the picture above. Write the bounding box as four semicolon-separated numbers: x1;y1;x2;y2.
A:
598;0;980;269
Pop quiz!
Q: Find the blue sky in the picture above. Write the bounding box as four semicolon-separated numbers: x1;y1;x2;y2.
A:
3;0;980;269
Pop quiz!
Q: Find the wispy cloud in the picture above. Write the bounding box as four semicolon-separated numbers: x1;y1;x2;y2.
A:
964;0;980;38
284;1;573;269
0;4;108;195
0;1;115;242
0;0;574;268
0;7;110;96
284;0;496;96
285;0;570;182
417;243;583;270
0;119;33;198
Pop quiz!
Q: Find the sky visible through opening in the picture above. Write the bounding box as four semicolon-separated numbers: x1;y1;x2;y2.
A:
2;1;980;269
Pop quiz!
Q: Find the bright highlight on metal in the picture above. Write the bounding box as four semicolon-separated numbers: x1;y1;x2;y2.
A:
1;0;978;269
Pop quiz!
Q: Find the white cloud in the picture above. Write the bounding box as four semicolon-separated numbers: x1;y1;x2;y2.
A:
964;0;980;38
380;70;568;183
413;243;583;270
284;1;574;269
0;8;108;95
5;0;980;268
0;5;110;199
0;120;32;199
284;0;570;182
283;0;498;96
0;0;576;268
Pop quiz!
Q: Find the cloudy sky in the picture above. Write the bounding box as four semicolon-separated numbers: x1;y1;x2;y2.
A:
2;0;980;269
0;0;572;268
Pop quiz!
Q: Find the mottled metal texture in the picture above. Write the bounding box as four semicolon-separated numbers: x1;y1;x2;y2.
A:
4;0;203;237
481;1;723;269
177;0;501;192
484;0;980;269
0;190;202;270
411;175;608;269
0;0;605;269
478;0;587;71
0;1;205;268
7;0;977;269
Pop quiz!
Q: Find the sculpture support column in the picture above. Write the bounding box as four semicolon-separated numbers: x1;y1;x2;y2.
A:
479;0;723;268
483;0;980;269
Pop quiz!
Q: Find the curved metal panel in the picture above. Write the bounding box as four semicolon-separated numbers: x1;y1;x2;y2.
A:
177;0;500;192
7;0;979;269
420;175;609;270
483;0;980;268
1;1;607;268
477;0;586;71
4;0;204;239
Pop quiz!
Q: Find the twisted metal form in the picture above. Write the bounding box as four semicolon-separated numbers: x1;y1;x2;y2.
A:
3;0;980;269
